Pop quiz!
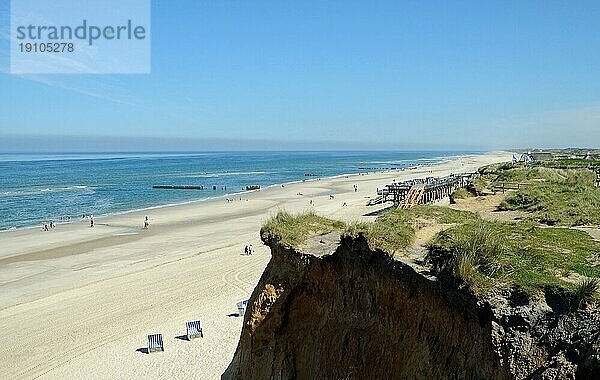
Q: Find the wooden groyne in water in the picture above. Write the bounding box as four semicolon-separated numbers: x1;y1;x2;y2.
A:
153;185;260;191
153;185;206;190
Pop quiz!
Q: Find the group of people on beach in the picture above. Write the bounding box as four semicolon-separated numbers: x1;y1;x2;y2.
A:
244;245;254;255
37;179;363;233
40;215;73;231
77;214;95;227
41;221;55;231
40;214;153;231
225;197;250;203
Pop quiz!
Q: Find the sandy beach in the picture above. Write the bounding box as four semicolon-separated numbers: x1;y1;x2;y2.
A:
0;152;511;379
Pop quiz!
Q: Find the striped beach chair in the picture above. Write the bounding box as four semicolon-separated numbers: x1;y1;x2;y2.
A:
237;300;249;317
147;334;164;353
186;320;203;340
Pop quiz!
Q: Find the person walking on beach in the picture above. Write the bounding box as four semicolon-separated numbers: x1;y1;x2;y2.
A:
249;244;254;255
244;245;249;255
90;217;94;228
143;216;149;229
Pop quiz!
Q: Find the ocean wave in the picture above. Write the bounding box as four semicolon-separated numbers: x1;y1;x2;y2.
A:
168;171;271;179
362;161;415;165
0;185;93;197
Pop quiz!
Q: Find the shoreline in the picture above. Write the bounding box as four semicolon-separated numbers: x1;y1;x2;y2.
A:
0;151;512;379
0;152;473;233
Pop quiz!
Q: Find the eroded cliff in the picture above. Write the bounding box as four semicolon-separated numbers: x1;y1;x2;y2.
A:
223;234;600;379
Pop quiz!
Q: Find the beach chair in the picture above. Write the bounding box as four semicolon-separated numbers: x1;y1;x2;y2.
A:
147;334;164;353
186;320;203;340
237;300;249;317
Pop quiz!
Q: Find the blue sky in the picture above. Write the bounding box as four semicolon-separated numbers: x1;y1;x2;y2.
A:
1;1;600;151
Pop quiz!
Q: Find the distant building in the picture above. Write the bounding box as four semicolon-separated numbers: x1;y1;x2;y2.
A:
514;153;534;163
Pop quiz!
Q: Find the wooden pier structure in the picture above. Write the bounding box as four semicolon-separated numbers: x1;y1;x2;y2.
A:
374;173;477;208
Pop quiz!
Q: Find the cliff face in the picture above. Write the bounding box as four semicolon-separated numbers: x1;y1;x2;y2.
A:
223;235;600;380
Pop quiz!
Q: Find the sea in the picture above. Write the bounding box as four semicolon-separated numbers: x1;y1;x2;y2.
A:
0;151;478;231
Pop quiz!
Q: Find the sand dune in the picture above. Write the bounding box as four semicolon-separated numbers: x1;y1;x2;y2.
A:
0;152;511;379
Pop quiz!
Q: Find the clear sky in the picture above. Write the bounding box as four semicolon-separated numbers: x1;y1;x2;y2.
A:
1;1;600;151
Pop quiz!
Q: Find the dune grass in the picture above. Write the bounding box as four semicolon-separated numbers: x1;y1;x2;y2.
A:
345;221;413;256
346;205;478;255
546;158;600;170
262;209;416;254
473;163;600;226
574;278;600;309
261;206;473;254
493;166;596;185
499;182;600;226
480;162;596;185
428;220;600;296
261;211;347;247
452;187;474;199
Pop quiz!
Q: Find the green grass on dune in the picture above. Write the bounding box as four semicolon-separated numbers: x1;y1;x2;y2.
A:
452;187;475;199
262;206;477;255
546;158;600;169
499;182;600;226
492;166;596;186
262;209;416;254
474;163;600;226
349;206;477;255
345;219;414;256
428;220;600;295
261;211;347;247
432;162;600;297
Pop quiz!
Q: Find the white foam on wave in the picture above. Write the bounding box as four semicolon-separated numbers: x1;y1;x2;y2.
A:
0;185;93;197
160;171;271;179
